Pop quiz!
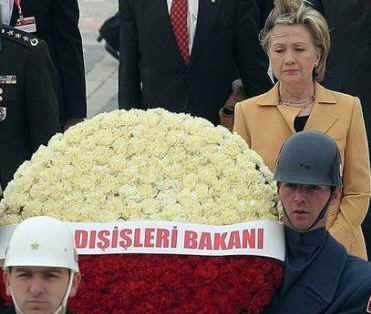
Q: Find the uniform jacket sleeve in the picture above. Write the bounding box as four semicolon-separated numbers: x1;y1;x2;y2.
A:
118;0;142;109
335;283;371;314
52;0;86;120
327;255;371;314
25;40;61;152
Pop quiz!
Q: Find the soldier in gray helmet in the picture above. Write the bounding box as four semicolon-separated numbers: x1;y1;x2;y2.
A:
262;131;371;314
275;130;342;232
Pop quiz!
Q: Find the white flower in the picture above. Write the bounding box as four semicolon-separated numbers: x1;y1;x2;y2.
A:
0;109;281;225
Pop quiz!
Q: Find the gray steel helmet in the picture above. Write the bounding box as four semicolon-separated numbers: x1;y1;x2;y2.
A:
274;131;342;186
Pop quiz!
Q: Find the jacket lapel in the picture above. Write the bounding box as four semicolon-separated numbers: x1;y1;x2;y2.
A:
308;235;347;304
257;82;338;135
257;83;300;134
305;83;338;133
160;0;221;66
189;0;220;64
10;3;18;25
146;0;187;67
291;235;347;313
267;234;347;314
277;106;301;133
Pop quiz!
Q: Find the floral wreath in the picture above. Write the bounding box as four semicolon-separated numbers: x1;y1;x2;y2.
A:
0;109;283;313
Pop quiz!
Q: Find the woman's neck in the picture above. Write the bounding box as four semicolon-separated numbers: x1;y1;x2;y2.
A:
279;81;315;103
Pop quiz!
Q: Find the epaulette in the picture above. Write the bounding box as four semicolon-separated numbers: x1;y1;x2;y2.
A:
0;25;39;48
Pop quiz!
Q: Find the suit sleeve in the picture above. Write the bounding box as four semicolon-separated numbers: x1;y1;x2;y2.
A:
328;98;371;258
234;0;273;98
52;0;87;120
119;0;142;109
25;41;61;152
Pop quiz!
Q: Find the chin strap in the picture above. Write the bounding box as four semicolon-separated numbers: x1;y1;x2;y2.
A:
279;185;335;232
53;271;75;314
10;286;23;314
11;271;75;314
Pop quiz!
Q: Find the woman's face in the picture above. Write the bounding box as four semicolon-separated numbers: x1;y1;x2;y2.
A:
269;24;320;86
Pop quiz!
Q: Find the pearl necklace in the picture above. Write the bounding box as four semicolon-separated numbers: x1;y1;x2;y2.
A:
279;96;315;108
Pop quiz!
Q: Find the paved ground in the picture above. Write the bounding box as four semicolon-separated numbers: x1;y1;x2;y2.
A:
79;0;119;118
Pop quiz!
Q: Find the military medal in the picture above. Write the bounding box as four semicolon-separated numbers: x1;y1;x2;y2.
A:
0;87;6;122
0;107;6;122
0;75;16;84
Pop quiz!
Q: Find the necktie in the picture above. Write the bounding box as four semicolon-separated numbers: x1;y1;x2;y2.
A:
170;0;190;63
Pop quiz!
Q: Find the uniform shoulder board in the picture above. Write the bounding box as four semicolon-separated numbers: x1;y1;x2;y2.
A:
0;25;39;48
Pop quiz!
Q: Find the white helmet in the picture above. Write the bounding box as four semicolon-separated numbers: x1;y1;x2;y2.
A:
4;216;79;273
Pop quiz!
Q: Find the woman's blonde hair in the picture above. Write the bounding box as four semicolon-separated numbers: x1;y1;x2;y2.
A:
260;0;330;82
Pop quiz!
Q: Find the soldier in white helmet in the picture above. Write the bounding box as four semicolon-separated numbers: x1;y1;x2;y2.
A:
2;216;80;314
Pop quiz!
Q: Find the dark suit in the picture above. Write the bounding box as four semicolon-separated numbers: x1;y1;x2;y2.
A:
9;0;86;125
310;0;371;261
119;0;273;125
257;0;273;30
0;25;60;190
263;228;371;314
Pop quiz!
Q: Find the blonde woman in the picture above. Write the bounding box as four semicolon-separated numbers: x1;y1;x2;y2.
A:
234;0;370;259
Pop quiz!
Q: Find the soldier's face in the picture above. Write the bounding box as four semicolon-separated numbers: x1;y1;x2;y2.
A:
4;266;79;314
279;183;334;231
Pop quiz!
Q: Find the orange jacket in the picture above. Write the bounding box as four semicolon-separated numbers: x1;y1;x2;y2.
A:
234;82;371;259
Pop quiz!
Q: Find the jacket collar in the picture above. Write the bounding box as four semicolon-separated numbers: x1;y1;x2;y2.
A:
256;82;338;134
188;0;221;65
301;234;347;304
256;81;337;107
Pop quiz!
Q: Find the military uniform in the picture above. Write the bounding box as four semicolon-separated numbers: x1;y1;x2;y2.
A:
263;228;371;314
0;25;60;191
9;0;87;127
